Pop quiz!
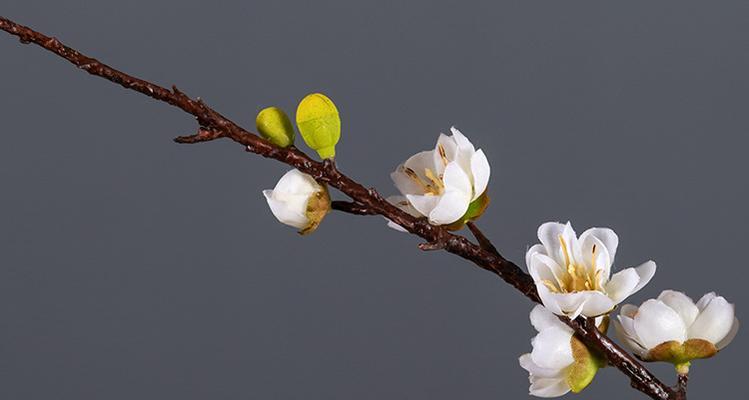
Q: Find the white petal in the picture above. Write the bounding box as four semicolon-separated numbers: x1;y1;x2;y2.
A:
630;260;657;295
578;233;613;281
716;318;740;350
526;244;548;271
406;194;440;217
578;227;619;265
469;149;490;200
688;295;735;344
606;268;641;304
529;377;571;398
529;254;566;290
449;127;476;154
657;290;699;328
391;168;422;196
545;291;591;319
537;284;564;316
696;292;717;311
613;318;648;357
263;191;308;229
428;191;471;225
273;169;319;196
442;161;473;195
531;327;574;370
580;291;616;317
433;133;458;175
530;305;570;333
384;196;420;232
519;353;565;379
634;299;687;349
537;222;570;267
392;150;436;195
620;304;639;319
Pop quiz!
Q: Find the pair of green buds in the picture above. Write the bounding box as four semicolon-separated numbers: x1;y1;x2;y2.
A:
255;93;341;159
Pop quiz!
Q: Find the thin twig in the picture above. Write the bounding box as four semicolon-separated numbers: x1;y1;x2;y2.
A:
174;128;224;144
466;221;500;256
0;16;680;400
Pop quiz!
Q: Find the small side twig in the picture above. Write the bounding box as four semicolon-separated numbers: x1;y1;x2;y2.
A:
174;128;224;144
466;221;500;256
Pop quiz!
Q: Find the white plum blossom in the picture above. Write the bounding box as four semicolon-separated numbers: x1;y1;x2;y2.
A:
263;169;330;234
389;127;490;227
526;222;656;319
614;290;739;368
519;305;602;397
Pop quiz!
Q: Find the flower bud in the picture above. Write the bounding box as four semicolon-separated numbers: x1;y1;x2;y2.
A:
614;290;739;370
519;305;604;397
262;169;331;235
256;106;295;148
296;93;340;159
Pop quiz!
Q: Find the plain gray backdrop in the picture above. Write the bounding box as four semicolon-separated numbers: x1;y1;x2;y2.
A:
1;1;747;399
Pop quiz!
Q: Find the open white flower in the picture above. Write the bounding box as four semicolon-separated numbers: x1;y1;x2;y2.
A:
526;222;656;319
262;169;330;235
519;305;602;397
390;127;490;226
614;290;739;368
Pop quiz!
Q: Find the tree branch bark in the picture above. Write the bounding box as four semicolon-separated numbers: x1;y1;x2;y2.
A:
0;15;681;400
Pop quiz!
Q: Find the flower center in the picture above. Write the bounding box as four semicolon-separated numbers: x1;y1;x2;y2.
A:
542;235;604;294
403;166;444;196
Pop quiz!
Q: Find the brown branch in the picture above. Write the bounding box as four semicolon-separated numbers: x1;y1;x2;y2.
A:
331;200;377;215
174;128;224;144
466;221;500;256
0;16;679;400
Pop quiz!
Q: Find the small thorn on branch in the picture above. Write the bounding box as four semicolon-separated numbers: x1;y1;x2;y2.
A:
174;128;224;144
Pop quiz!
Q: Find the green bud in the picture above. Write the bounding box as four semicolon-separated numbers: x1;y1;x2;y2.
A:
256;106;295;148
567;336;604;393
296;93;341;159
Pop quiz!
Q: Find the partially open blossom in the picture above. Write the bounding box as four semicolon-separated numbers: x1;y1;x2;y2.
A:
519;305;603;397
389;127;490;227
526;222;656;319
614;290;739;370
262;169;330;235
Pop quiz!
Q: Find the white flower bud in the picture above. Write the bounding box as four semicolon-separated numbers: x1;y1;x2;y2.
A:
614;290;739;370
263;169;330;235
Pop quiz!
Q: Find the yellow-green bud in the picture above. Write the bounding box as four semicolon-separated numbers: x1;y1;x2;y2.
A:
296;93;341;159
256;106;295;148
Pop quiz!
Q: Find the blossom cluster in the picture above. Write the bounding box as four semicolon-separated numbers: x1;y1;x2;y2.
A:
258;93;738;397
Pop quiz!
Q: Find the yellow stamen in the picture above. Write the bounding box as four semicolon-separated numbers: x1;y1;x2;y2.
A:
437;143;449;166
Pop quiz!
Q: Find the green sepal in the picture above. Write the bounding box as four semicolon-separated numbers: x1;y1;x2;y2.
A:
443;192;490;231
256;106;295;148
299;184;331;235
566;336;603;393
296;93;341;159
645;339;717;364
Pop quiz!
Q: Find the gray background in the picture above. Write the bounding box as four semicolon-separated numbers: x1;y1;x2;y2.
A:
1;1;746;399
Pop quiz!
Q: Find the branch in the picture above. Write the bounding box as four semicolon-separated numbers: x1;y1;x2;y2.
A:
1;16;678;400
466;221;500;256
174;128;224;144
331;200;377;215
